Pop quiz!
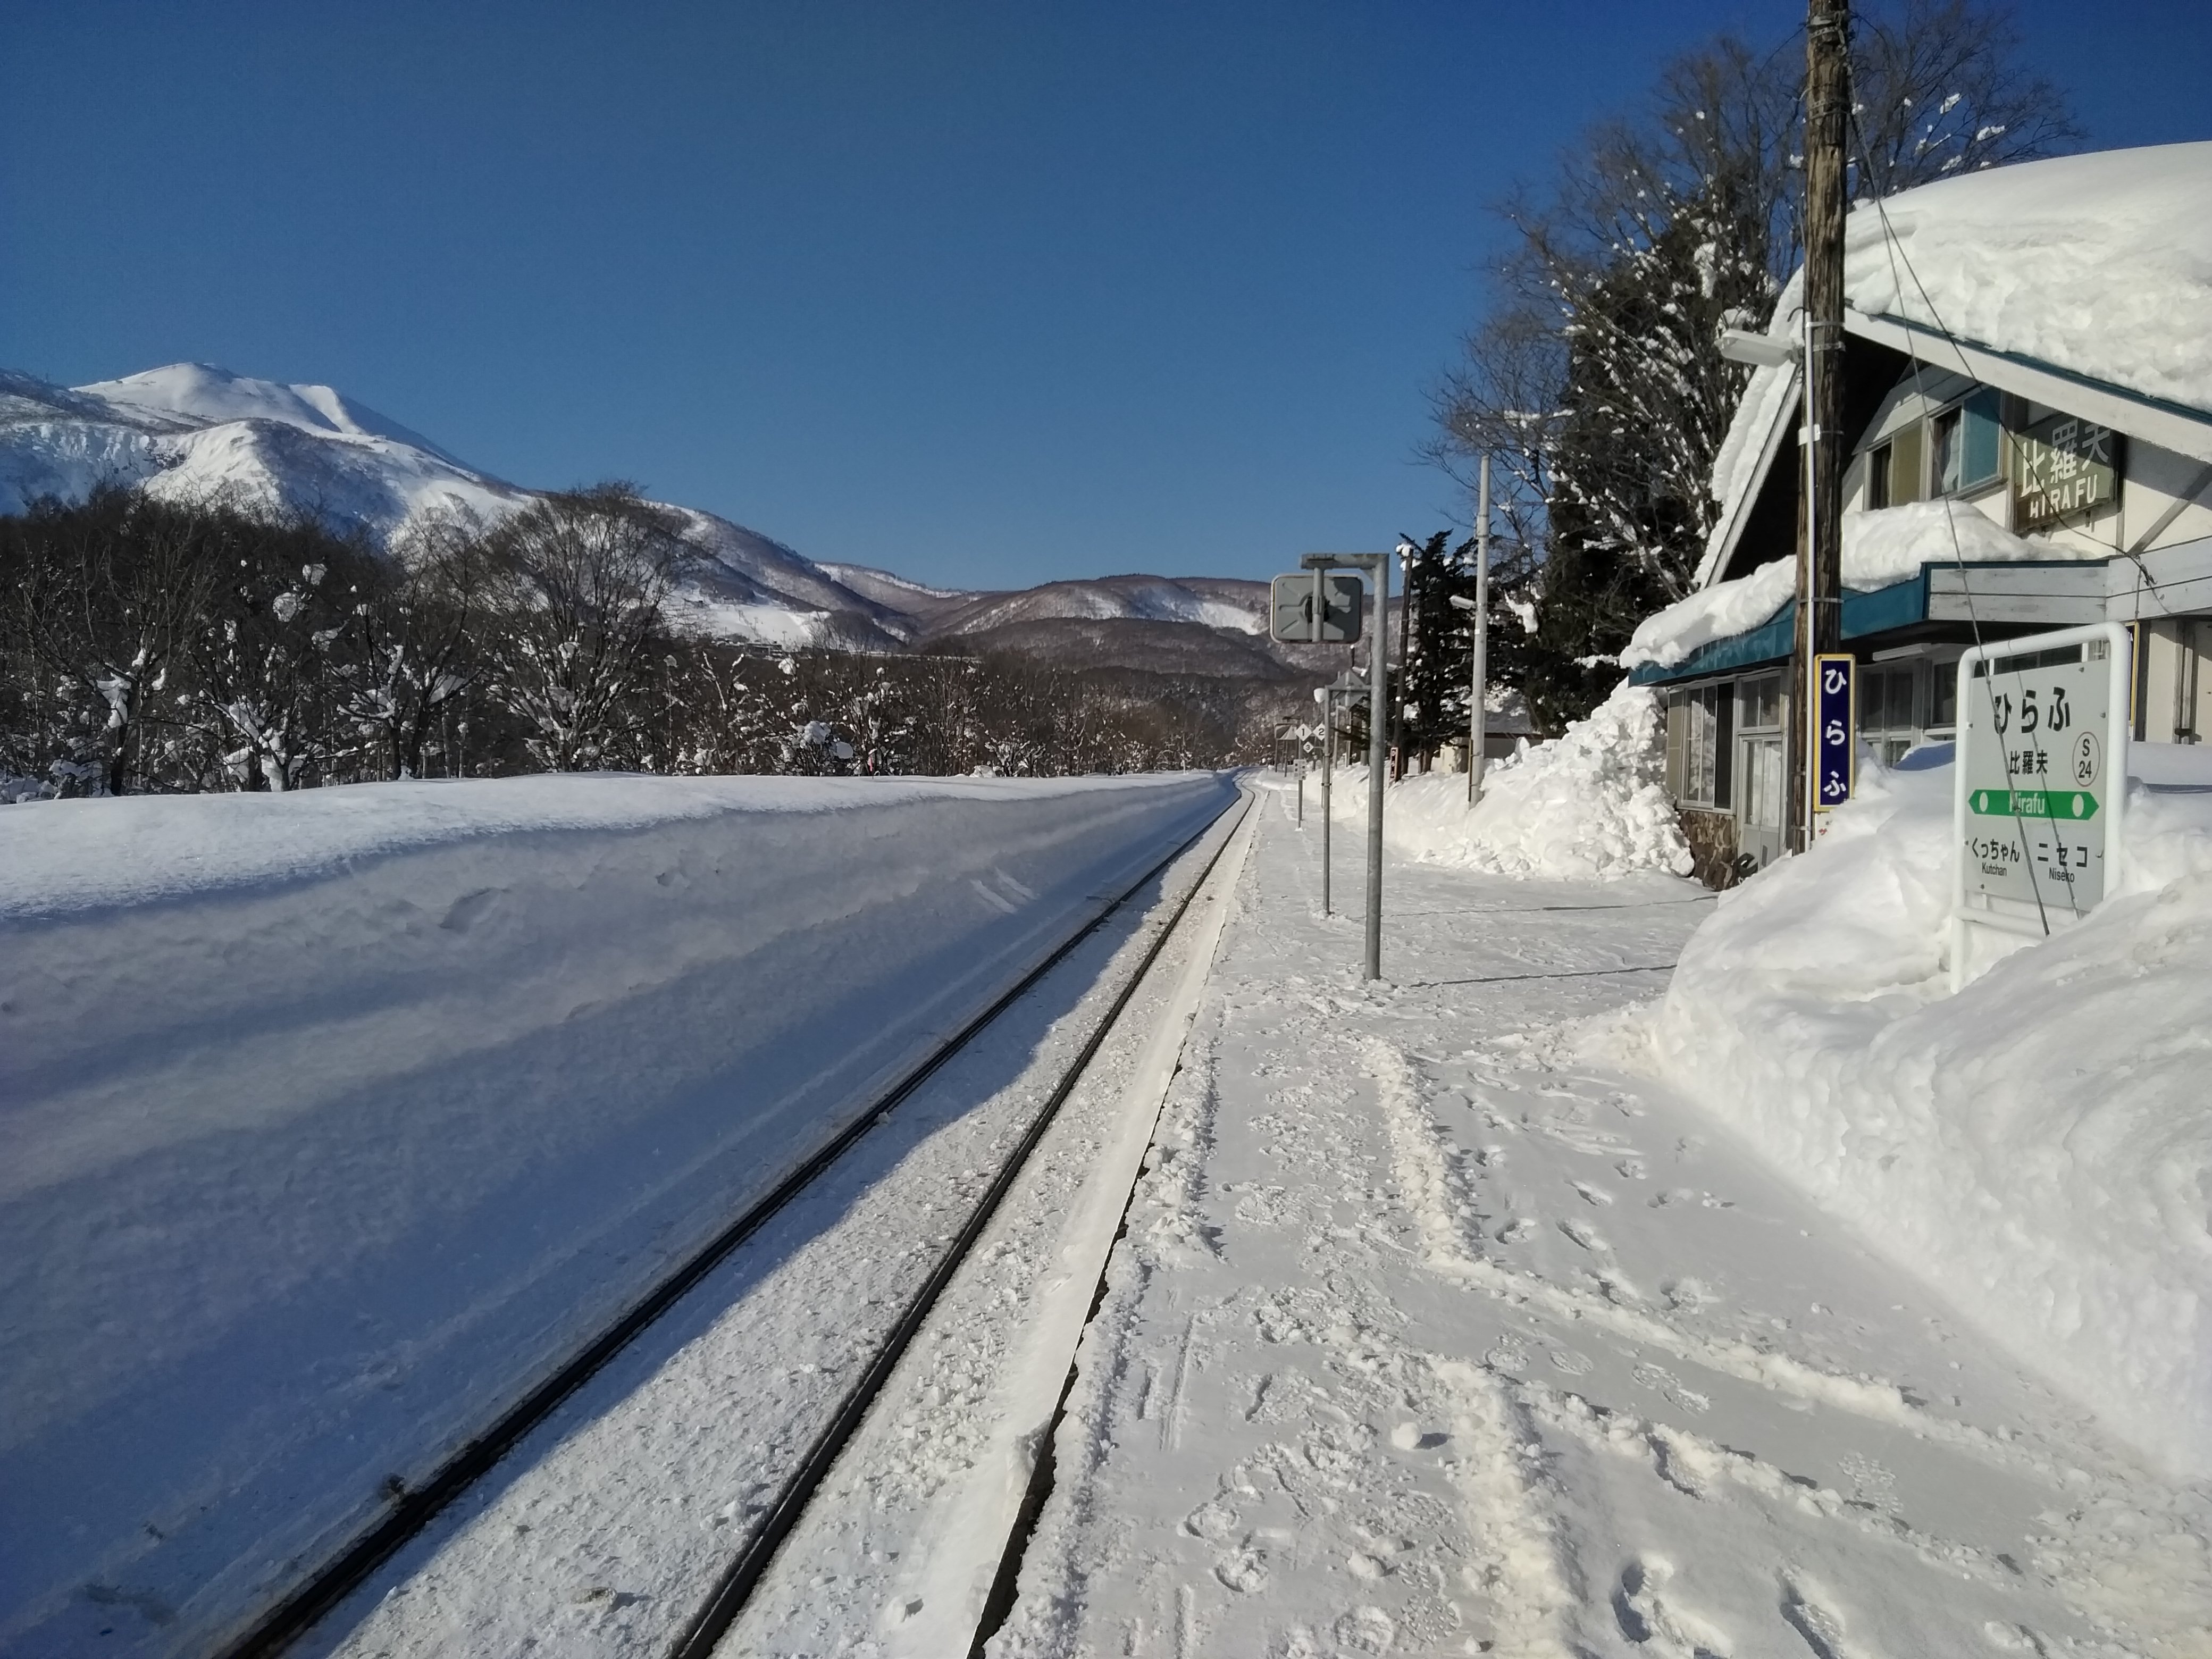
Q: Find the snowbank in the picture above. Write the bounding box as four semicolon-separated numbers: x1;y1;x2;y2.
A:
0;770;1234;1654
1627;500;2046;670
1329;682;1692;881
1645;760;2212;1476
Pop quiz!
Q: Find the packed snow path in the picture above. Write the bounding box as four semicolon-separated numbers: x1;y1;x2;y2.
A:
979;783;2212;1658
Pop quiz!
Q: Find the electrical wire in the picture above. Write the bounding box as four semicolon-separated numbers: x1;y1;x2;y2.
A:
1846;105;2065;936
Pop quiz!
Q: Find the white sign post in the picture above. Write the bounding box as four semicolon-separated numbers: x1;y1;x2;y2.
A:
1951;621;2130;988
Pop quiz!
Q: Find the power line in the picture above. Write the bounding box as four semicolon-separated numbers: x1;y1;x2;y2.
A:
1846;105;2064;935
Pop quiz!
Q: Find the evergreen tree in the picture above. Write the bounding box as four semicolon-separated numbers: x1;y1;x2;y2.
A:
1429;1;2078;726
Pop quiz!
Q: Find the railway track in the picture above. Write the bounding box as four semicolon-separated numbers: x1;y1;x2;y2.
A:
222;786;1253;1659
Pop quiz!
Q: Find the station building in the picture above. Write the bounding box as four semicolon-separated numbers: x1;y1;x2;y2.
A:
1624;143;2212;885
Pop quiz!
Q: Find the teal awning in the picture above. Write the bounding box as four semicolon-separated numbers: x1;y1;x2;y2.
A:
1628;573;1930;686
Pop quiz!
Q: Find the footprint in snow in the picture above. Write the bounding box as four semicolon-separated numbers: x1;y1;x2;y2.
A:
1615;1556;1735;1657
1485;1341;1530;1375
1549;1346;1594;1376
1333;1606;1396;1652
1214;1547;1269;1593
1184;1500;1237;1541
1780;1572;1854;1659
1571;1179;1615;1206
1496;1217;1537;1244
1559;1219;1606;1252
1633;1362;1714;1416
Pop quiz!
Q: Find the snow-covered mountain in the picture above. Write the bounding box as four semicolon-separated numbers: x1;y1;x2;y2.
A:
920;573;1268;639
0;364;529;531
0;363;912;649
0;362;1318;671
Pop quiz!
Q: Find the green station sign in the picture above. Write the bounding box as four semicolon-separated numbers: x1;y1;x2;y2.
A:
1968;786;2100;820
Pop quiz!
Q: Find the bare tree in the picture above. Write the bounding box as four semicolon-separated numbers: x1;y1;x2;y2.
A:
337;512;495;780
3;490;223;794
1429;0;2080;724
481;484;685;771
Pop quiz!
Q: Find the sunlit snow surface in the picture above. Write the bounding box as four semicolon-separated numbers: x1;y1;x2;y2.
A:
1700;140;2212;587
1653;753;2212;1481
17;748;2212;1654
0;770;1233;1656
1328;681;1693;880
983;784;2212;1657
1844;142;2212;420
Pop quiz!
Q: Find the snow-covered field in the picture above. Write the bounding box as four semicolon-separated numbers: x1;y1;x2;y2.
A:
0;770;1232;1656
15;686;2212;1656
291;795;1258;1659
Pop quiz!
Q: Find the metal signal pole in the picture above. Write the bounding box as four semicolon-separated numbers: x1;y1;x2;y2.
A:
1317;687;1334;914
1791;0;1851;851
1303;554;1392;978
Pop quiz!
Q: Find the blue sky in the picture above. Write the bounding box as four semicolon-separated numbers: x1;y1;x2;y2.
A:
4;2;2207;591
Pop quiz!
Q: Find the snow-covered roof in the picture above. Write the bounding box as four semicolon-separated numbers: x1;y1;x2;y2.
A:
1698;143;2212;588
1628;500;2050;672
1845;143;2212;419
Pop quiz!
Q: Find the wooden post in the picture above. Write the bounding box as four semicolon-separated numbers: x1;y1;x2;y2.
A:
1791;0;1850;851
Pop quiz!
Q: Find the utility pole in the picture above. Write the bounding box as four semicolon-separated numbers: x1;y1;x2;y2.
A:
1453;454;1493;805
1791;0;1850;852
1317;686;1333;914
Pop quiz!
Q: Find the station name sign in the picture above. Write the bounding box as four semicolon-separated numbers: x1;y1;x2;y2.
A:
2013;415;2118;530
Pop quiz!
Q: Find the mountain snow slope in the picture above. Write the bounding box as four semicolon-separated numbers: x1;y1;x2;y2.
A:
0;364;910;650
76;363;472;463
923;573;1269;639
0;366;527;531
0;362;1316;665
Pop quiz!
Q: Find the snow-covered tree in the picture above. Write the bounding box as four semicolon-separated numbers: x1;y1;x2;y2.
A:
334;513;493;781
1430;0;2079;728
3;490;222;794
481;484;684;771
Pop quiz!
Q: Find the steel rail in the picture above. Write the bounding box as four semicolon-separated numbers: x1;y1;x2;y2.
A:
216;789;1245;1659
665;790;1254;1659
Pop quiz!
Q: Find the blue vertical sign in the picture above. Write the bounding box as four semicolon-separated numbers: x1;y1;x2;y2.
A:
1813;652;1855;814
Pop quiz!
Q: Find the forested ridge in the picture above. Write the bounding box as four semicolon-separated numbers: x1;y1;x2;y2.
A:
0;487;1255;798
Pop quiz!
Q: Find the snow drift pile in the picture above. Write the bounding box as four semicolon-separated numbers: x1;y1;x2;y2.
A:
0;770;1233;1655
1328;681;1692;881
1643;760;2212;1477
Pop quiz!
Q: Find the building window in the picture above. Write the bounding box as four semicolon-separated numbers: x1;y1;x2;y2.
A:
1738;673;1782;733
1736;674;1785;835
1666;684;1733;808
1866;442;1892;509
1860;663;1917;766
1932;388;2002;496
1928;658;1959;732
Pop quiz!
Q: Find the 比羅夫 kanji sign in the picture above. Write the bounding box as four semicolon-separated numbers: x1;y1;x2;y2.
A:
2012;414;2119;530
